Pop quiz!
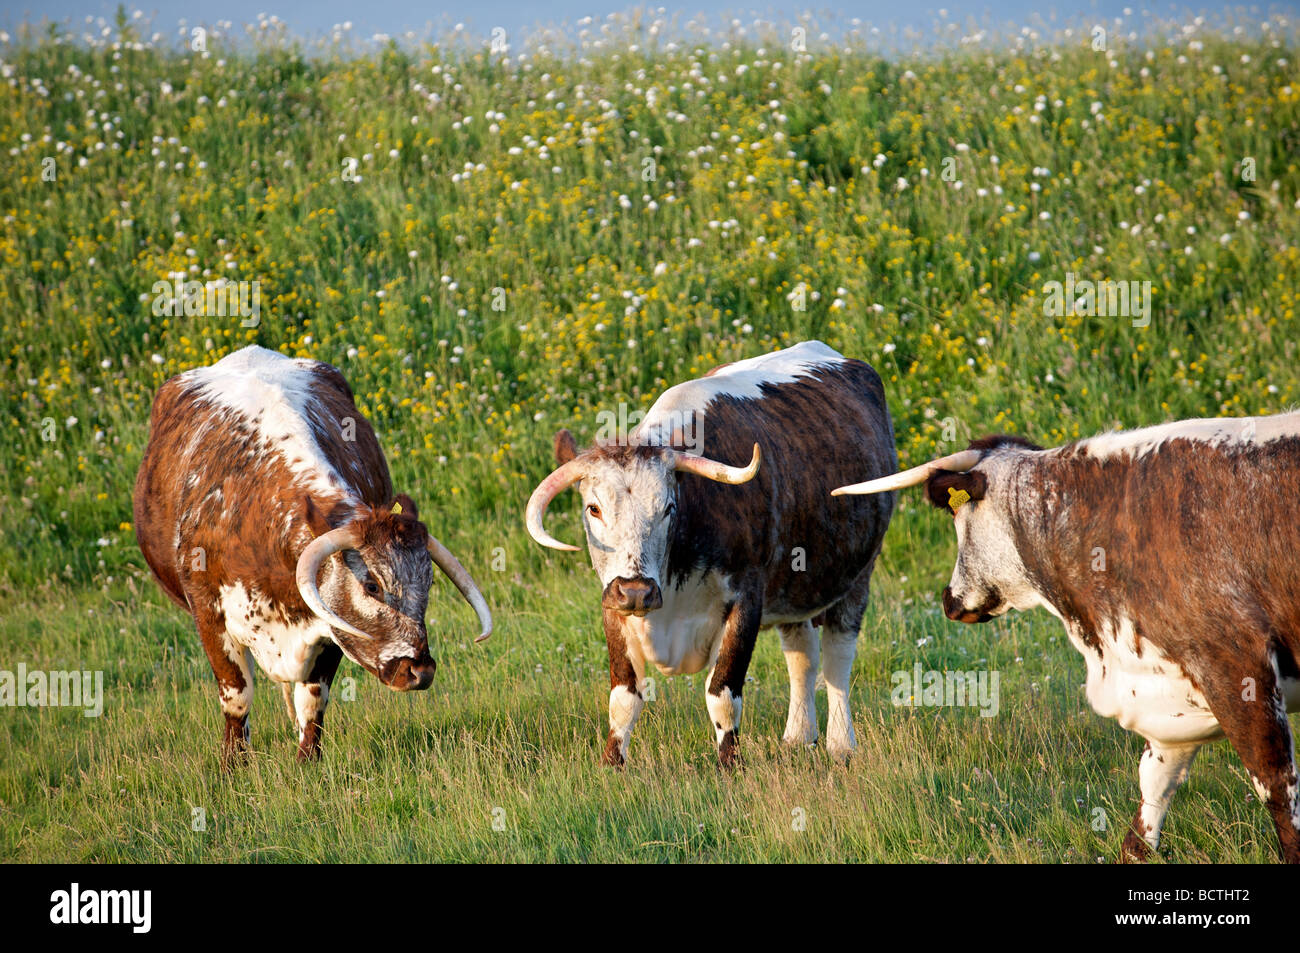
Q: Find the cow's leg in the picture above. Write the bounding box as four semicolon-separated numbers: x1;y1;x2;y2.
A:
706;594;762;768
1120;740;1201;862
819;567;873;761
821;629;859;761
778;621;819;746
292;644;343;761
1198;650;1300;863
194;607;253;769
280;682;297;727
602;609;645;767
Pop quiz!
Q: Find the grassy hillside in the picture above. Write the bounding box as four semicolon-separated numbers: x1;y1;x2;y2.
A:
1;11;1297;861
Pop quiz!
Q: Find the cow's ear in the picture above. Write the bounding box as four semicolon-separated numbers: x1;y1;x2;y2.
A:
303;494;334;536
554;429;579;464
925;470;988;515
391;493;418;521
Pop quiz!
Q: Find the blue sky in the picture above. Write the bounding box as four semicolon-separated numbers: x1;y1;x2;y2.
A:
2;1;1272;46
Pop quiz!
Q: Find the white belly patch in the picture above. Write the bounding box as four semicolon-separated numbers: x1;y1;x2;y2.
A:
619;571;835;676
623;572;730;675
219;581;330;683
1064;615;1223;745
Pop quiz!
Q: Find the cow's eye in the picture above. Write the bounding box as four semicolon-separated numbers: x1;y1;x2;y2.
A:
364;580;381;596
586;503;602;520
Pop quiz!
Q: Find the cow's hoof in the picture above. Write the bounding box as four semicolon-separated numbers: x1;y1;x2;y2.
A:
1119;830;1153;864
296;744;323;762
221;718;250;771
220;745;250;773
601;737;626;768
781;728;819;748
717;731;743;769
826;743;855;765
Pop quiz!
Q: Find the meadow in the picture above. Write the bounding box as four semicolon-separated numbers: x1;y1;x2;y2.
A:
1;9;1298;862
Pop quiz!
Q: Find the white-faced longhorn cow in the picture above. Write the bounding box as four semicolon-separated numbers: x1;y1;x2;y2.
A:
134;346;492;763
526;341;896;766
835;415;1300;862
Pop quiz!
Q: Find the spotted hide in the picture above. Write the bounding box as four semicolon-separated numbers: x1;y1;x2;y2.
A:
134;346;491;764
837;413;1300;862
527;341;897;766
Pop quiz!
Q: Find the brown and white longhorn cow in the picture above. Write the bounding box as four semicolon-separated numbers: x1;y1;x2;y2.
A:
836;415;1300;862
134;345;492;763
526;341;896;766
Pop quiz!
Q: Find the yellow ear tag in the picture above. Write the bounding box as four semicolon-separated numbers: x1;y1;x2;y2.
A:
391;502;403;515
947;487;970;513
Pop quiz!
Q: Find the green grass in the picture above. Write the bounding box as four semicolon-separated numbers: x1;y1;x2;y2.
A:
0;558;1285;862
1;10;1298;861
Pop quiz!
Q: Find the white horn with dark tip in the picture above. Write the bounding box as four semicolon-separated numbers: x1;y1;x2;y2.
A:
295;524;373;640
832;449;982;496
427;536;494;642
671;443;762;484
525;458;587;552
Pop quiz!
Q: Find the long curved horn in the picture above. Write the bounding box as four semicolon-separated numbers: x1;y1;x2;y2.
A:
427;536;494;642
832;449;982;496
671;443;761;484
525;458;586;552
295;524;373;640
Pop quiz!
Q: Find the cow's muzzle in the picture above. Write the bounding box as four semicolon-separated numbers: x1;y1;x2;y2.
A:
380;653;437;691
942;586;1002;624
602;576;664;616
